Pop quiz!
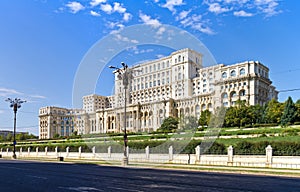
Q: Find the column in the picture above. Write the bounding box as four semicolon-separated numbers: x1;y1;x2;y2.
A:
145;146;150;159
227;145;233;166
195;145;201;163
266;145;273;167
169;146;173;161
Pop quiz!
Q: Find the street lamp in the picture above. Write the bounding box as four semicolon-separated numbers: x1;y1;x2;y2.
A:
5;98;26;159
109;62;130;166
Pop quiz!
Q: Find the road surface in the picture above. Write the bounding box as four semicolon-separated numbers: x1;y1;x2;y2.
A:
0;159;300;192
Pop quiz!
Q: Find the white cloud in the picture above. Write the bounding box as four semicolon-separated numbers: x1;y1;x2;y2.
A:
100;3;113;14
129;47;154;55
139;13;161;28
254;0;280;17
90;0;106;7
234;10;253;17
180;14;214;35
0;110;4;114
66;1;85;14
208;3;231;14
162;0;185;13
157;27;166;35
30;95;47;99
114;34;139;43
0;88;23;97
176;10;191;21
113;2;126;13
156;54;165;59
123;13;132;22
90;10;100;16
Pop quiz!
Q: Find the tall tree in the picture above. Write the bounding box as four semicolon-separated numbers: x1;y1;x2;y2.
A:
281;96;297;126
264;99;283;124
248;104;264;124
198;110;211;128
158;117;178;133
180;116;198;132
296;100;300;122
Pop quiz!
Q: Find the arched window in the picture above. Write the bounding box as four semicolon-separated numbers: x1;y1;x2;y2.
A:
240;90;246;96
196;105;200;117
240;68;245;75
222;72;227;78
222;93;228;99
230;70;236;77
230;91;237;97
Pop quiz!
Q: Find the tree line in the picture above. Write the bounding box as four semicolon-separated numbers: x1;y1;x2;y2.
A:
201;96;300;128
159;96;300;132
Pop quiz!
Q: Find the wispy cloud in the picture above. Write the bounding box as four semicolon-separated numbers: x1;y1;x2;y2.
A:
0;110;4;114
139;12;162;28
254;0;281;17
66;1;85;14
234;10;253;17
180;14;214;35
30;95;47;99
176;10;191;21
205;0;281;17
128;47;154;55
0;87;23;97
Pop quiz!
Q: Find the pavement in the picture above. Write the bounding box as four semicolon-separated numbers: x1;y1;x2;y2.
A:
3;156;300;178
1;158;300;192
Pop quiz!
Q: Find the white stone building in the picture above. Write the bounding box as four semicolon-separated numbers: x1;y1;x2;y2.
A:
39;48;278;139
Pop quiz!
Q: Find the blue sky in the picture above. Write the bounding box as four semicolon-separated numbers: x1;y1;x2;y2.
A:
0;0;299;135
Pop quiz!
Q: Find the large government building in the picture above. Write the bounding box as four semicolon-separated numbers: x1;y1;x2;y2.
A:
39;48;278;139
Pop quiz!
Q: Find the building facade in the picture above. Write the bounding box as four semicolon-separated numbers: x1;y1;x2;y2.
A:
39;48;278;139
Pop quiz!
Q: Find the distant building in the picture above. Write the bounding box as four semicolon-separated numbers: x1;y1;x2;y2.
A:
39;48;278;139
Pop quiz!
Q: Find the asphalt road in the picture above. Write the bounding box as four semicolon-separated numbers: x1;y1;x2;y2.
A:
0;159;300;192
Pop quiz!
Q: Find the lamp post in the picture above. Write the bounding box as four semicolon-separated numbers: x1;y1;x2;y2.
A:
5;98;26;159
109;62;130;166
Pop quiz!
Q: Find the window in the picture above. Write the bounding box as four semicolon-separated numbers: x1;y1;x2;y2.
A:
231;91;237;97
222;93;228;98
240;68;245;75
222;72;227;78
231;70;236;77
240;90;246;96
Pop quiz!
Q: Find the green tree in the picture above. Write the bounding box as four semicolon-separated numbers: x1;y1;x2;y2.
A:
16;133;25;141
296;99;300;122
53;133;60;139
158;117;179;133
6;133;13;141
248;105;264;124
198;110;211;128
281;96;297;126
180;116;198;132
224;100;250;128
264;99;283;124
